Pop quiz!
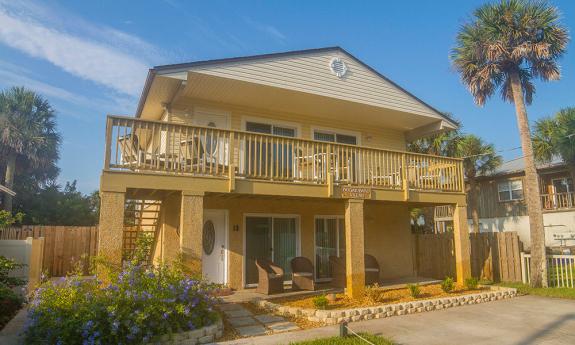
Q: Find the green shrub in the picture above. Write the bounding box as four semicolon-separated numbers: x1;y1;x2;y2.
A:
465;277;479;290
441;277;454;293
24;261;219;344
407;284;420;298
0;255;25;288
364;284;385;303
313;295;329;309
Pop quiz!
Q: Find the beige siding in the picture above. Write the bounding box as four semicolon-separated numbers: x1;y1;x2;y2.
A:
168;102;407;151
203;196;414;289
187;50;442;120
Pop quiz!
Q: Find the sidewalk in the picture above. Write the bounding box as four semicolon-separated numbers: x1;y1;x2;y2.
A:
0;308;27;345
213;296;575;345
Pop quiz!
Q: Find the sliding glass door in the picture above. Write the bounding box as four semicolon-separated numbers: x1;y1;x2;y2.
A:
314;217;345;281
245;215;298;286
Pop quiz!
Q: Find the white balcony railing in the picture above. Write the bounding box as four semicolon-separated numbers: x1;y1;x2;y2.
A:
104;116;465;194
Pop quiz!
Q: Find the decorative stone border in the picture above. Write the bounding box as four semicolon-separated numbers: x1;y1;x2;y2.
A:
150;318;223;345
254;286;517;325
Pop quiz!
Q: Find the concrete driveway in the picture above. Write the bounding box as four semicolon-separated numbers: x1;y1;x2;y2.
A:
217;295;575;345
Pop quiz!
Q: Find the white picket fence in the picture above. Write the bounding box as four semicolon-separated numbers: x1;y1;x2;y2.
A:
521;253;575;288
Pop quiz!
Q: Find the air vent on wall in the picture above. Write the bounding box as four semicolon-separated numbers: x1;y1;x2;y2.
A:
329;57;348;78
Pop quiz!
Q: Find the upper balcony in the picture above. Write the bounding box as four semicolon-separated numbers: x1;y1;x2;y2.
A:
102;116;465;203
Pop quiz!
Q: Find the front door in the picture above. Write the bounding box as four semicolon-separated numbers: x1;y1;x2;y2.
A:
202;210;227;284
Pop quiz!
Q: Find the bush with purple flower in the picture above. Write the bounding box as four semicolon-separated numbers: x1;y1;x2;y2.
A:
24;259;219;344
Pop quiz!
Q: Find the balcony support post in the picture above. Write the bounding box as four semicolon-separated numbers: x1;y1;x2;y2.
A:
97;190;125;280
401;153;409;200
180;191;204;277
326;144;334;197
453;203;472;284
229;132;236;192
344;199;365;298
104;117;113;170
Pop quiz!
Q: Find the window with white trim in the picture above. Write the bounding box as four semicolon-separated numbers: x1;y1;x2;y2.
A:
498;179;524;201
246;121;296;137
313;130;357;145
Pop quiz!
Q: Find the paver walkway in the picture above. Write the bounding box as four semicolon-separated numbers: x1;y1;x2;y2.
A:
218;303;300;337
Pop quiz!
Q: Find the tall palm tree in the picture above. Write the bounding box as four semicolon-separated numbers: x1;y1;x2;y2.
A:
0;87;61;212
451;0;568;287
533;108;575;181
456;135;502;233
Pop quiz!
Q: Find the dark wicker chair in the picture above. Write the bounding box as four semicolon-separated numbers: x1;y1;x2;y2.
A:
255;259;284;295
329;255;347;288
290;257;315;291
364;254;380;285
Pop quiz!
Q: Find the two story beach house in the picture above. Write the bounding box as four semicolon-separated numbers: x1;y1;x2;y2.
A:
98;47;471;297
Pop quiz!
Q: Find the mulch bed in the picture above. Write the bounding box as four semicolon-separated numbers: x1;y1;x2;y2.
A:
273;284;487;310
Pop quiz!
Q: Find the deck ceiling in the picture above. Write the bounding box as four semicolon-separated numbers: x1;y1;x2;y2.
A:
140;73;448;133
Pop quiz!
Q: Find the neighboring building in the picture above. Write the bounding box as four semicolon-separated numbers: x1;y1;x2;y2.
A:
434;158;575;249
98;47;470;295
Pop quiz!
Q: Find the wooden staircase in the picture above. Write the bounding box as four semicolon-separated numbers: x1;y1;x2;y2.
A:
122;199;162;263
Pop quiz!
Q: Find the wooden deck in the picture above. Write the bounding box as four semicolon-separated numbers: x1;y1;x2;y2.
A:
103;116;465;197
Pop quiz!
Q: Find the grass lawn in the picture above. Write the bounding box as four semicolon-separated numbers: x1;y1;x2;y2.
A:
289;333;393;345
497;282;575;300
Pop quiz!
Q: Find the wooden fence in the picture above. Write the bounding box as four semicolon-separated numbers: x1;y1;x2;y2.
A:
413;232;456;280
0;225;98;277
470;232;523;282
413;231;523;282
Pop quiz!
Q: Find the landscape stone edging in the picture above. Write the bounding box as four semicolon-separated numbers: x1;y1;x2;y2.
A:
151;318;223;345
253;287;517;325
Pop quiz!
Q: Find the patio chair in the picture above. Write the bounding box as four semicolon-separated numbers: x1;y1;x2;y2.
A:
255;259;284;295
364;254;380;285
290;257;315;291
329;255;347;288
118;134;153;168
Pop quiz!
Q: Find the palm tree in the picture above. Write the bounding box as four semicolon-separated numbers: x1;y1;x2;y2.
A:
451;0;569;287
408;128;461;232
533;108;575;181
0;87;61;212
407;129;461;157
455;135;502;233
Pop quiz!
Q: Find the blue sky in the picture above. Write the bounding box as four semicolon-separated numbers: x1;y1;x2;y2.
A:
0;0;573;193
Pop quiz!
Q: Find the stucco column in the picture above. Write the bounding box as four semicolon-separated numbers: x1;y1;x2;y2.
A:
453;204;471;284
153;193;181;265
180;191;204;277
345;199;365;299
97;191;125;273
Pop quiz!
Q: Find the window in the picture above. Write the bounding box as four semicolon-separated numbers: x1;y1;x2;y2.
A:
246;121;296;137
552;177;573;194
244;121;296;177
314;217;346;280
498;179;524;201
314;130;357;145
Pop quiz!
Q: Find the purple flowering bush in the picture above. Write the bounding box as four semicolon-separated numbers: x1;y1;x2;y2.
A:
24;261;219;344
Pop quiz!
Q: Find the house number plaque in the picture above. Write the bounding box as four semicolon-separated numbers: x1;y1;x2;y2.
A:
340;186;371;199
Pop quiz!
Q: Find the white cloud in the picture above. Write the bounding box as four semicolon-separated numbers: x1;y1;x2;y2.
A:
243;16;287;43
0;1;156;97
0;60;136;115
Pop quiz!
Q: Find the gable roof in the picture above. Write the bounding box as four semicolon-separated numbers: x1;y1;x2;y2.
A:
136;47;458;132
478;157;567;179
